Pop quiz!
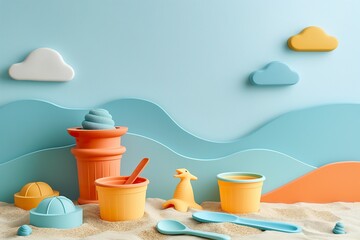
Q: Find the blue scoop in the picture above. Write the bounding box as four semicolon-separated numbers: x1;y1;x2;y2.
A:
156;219;230;240
193;211;301;233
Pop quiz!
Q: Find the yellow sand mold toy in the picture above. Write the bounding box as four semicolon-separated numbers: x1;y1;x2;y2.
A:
14;182;59;210
163;168;202;212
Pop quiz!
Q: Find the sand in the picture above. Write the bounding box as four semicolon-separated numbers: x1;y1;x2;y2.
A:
1;199;360;239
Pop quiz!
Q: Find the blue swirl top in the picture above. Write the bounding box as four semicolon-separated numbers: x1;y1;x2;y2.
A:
82;109;115;130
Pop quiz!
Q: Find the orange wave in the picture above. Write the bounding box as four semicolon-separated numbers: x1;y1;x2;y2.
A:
261;162;360;203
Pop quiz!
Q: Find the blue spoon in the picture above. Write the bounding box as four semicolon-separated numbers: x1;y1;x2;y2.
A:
192;211;301;233
156;219;231;240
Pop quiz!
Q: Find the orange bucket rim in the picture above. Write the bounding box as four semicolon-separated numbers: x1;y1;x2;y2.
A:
67;126;128;138
95;176;149;188
67;126;128;133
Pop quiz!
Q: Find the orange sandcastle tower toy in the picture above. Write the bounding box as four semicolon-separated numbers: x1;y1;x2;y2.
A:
68;109;127;204
163;168;202;212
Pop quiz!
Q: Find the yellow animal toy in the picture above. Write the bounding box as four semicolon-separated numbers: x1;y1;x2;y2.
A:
162;168;202;212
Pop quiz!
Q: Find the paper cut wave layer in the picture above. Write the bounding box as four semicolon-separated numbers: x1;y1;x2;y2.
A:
262;162;360;203
0;100;87;164
0;134;314;203
0;146;78;203
2;99;360;168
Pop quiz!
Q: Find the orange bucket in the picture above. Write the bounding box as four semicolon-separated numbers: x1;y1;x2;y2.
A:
95;176;149;221
68;127;127;204
217;172;265;214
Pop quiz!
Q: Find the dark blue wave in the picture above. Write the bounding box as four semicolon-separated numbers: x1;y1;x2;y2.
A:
1;99;360;167
0;100;86;163
98;100;360;167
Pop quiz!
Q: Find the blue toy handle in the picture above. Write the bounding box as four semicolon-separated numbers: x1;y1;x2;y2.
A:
235;218;301;233
186;229;231;240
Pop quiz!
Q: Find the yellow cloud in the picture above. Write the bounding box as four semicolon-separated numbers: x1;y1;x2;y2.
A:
288;26;338;51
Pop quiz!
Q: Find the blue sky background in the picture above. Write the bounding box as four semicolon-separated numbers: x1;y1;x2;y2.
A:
1;0;360;141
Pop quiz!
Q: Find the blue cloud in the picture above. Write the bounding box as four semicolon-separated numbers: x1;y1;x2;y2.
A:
249;61;299;86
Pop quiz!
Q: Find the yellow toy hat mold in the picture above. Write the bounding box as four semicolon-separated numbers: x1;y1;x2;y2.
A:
14;182;59;210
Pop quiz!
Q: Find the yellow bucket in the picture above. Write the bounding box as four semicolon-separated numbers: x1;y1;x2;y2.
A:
217;172;265;214
95;176;149;221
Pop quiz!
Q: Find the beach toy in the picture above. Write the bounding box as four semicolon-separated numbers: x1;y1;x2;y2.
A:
333;222;346;234
30;196;83;229
193;211;302;233
68;109;127;204
125;158;149;184
163;168;202;212
14;182;59;210
156;219;230;240
217;172;265;213
17;225;32;236
95;176;149;221
82;109;115;130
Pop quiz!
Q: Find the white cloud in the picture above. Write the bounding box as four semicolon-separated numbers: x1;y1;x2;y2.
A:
9;48;75;81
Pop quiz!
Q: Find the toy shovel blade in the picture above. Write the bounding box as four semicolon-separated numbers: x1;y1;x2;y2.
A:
192;211;301;233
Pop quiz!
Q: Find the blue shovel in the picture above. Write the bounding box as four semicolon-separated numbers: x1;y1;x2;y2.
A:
193;211;301;233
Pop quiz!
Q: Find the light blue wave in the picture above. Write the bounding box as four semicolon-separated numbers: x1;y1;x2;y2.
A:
0;133;315;203
0;100;87;164
0;145;78;203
